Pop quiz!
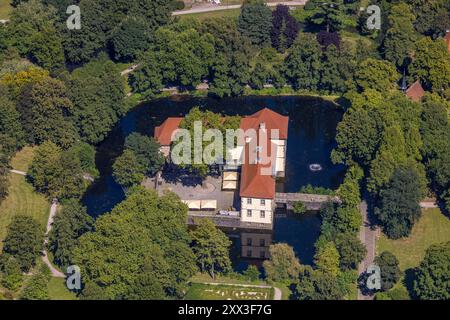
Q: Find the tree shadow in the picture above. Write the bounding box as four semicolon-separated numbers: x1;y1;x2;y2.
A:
403;267;418;300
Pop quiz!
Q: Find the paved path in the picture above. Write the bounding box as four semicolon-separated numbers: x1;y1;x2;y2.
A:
198;282;282;300
357;201;377;300
42;202;65;278
10;169;26;176
172;1;307;15
419;201;438;208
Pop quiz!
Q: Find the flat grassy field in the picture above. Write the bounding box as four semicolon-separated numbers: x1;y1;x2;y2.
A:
47;278;77;300
179;8;241;21
186;283;274;300
0;148;49;251
0;0;11;20
377;208;450;271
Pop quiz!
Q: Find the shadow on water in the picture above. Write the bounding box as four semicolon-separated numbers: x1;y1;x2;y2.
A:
81;95;345;267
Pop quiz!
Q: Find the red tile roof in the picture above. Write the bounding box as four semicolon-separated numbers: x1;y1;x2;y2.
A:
444;31;450;52
240;108;289;140
154;117;183;146
239;141;276;199
405;80;425;102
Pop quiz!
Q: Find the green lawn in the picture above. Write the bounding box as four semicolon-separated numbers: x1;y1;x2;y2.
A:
0;0;11;20
179;8;241;21
186;283;274;300
0;148;49;251
376;208;450;300
377;208;450;271
47;278;77;300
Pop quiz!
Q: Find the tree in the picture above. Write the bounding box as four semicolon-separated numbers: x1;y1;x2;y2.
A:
190;219;232;279
2;216;43;272
335;234;366;270
307;0;346;32
374;165;425;239
410;37;450;95
124;133;165;176
408;0;449;38
238;0;273;47
292;201;307;214
0;90;24;148
374;251;401;291
129;52;163;98
314;241;340;277
270;4;299;52
263;243;301;282
19;265;51;300
73;188;196;299
319;44;354;94
294;265;345;300
383;3;418;68
0;255;23;291
49;200;93;268
283;33;322;90
353;58;399;93
110;17;151;62
68;57;126;144
28;141;86;199
112;149;144;189
243;265;260;282
18;77;78;148
413;241;450;300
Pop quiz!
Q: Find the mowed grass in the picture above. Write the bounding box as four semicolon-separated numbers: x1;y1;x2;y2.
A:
377;208;450;271
186;283;273;300
0;148;49;251
47;278;77;300
179;8;241;21
0;0;11;20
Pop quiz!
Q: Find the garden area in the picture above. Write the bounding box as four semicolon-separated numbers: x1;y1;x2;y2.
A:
185;283;274;300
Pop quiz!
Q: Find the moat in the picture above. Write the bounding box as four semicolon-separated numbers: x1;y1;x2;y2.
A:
82;95;345;269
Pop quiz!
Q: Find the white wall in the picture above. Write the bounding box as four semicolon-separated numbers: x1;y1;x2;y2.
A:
240;198;273;224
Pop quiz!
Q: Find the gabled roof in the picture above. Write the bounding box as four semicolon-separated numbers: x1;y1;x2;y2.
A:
405;80;425;102
240;108;289;140
239;139;276;199
154;117;183;146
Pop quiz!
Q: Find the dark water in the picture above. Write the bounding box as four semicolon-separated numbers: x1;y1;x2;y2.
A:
82;95;345;269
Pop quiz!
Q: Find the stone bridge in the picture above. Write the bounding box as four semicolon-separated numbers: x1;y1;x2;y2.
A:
275;193;341;211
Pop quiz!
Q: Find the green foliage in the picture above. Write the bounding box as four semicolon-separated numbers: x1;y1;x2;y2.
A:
112;149;144;189
413;241;450;300
314;241;340;277
20;265;51;300
294;265;345;300
320;44;355;94
28;141;86;199
283;33;321;91
408;0;450;38
306;0;346;32
67;142;99;178
242;265;260;282
334;233;366;270
73;188;196;299
18;77;78;148
110;17;151;62
2;216;43;272
374;251;401;292
68;57;126;144
49;200;93;268
124;133;164;176
238;0;273;47
353;58;399;93
410;37;450;94
0;89;24;148
0;255;23;291
190;219;232;279
263;243;301;283
374;165;426;239
292;202;306;214
383;3;418;67
299;184;334;196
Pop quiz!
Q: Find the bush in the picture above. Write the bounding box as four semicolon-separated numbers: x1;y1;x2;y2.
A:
292;201;306;214
243;265;260;282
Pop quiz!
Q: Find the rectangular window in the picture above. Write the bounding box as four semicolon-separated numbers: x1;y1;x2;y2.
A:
260;239;265;247
260;210;265;219
247;250;252;257
260;199;266;206
247;238;252;246
247;209;252;217
247;198;252;205
260;250;266;258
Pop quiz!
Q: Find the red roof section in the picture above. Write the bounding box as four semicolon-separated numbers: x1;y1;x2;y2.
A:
154;117;183;146
240;108;289;140
406;80;425;102
444;31;450;52
239;141;276;199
